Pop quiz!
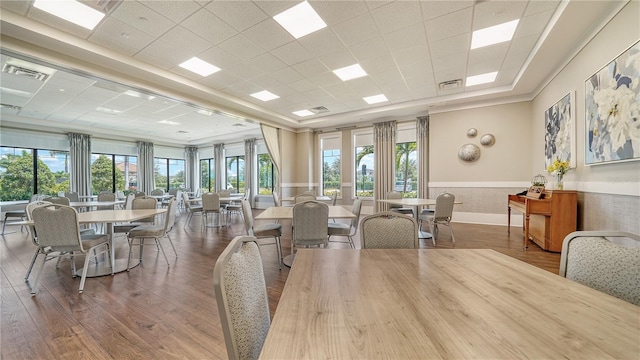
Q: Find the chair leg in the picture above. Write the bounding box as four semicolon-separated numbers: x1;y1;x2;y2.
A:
275;236;282;270
430;222;436;246
25;249;40;282
165;234;177;257
30;254;47;295
449;223;455;243
155;238;170;266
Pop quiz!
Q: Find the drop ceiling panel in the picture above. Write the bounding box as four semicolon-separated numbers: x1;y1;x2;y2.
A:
425;7;472;42
205;1;268;32
217;34;265;61
331;13;379;46
271;41;313;66
134;26;211;69
371;1;423;35
349;37;390;62
420;0;473;21
112;1;175;38
472;1;527;30
141;0;200;23
383;23;428;53
311;0;369;26
298;28;346;57
181;9;238;45
90;17;155;56
243;19;292;51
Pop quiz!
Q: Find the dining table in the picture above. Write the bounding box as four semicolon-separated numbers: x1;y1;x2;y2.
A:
378;197;462;238
259;248;640;359
255;205;356;267
281;195;332;203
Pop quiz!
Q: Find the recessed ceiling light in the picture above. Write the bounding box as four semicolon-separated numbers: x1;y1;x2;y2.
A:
333;64;367;81
363;94;388;104
179;57;220;77
251;90;279;102
471;19;520;49
293;110;314;117
124;90;155;100
196;109;214;116
33;0;105;30
466;72;498;87
273;1;327;39
158;120;180;125
95;107;122;114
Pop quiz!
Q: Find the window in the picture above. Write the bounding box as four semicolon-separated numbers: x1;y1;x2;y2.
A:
353;130;374;198
154;158;185;192
1;147;71;200
395;142;417;197
258;153;274;194
115;155;137;192
92;154;136;194
319;133;341;196
225;156;244;191
200;158;214;192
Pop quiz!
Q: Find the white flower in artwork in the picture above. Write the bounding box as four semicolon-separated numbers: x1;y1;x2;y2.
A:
592;82;640;155
555;100;572;158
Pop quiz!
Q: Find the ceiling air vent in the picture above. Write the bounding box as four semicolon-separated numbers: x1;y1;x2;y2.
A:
438;79;462;90
2;64;49;81
310;106;329;114
177;130;189;134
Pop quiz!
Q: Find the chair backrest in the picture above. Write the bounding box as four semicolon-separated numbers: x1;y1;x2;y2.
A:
64;191;79;202
168;188;179;197
218;190;231;204
241;199;254;235
301;190;315;196
182;191;194;210
132;196;158;223
213;236;270;360
123;193;135;210
202;192;221;212
294;194;315;204
163;198;178;233
194;188;202;198
350;198;363;230
560;231;640;306
433;192;455;221
97;192;116;210
292;201;329;247
150;189;164;196
386;191;403;209
99;190;111;195
134;191;146;197
331;192;338;206
272;191;281;207
115;190;126;200
26;201;52;245
32;205;83;252
42;196;70;206
361;211;418;249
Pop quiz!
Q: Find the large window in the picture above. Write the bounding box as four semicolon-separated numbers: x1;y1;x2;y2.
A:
225;156;244;191
91;153;136;194
1;146;70;200
154;158;185;192
320;134;341;196
395;142;417;197
258;153;274;194
354;146;374;197
200;158;214;192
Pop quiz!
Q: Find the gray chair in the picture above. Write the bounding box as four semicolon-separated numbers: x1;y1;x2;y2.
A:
328;198;362;249
42;196;70;205
150;189;164;196
97;192;116;210
213;236;270;360
241;199;283;269
126;198;178;271
560;231;640;306
301;190;316;196
122;193;135;210
419;192;456;246
30;205;110;294
294;194;315;204
134;191;146;197
292;201;329;253
113;196;158;234
202;192;224;230
387;191;413;216
360;211;418;249
226;190;247;224
2;206;27;235
182;191;203;228
115;190;126;200
24;201;53;283
64;191;80;202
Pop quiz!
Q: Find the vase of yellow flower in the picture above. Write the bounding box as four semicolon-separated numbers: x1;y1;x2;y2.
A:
546;158;570;190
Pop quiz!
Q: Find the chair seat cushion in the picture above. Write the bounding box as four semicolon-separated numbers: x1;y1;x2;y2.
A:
328;223;350;235
254;223;282;237
128;224;164;237
80;234;109;247
189;206;203;212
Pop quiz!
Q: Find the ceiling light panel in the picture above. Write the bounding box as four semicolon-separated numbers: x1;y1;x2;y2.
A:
33;0;105;30
471;19;520;50
466;72;498;87
250;90;279;102
273;1;327;39
293;110;314;117
179;57;221;77
332;64;367;81
363;94;388;104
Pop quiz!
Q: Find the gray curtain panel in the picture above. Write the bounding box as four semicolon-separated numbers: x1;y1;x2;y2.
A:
214;143;224;192
184;146;198;192
244;138;256;207
137;141;155;194
68;133;92;197
373;121;397;212
260;124;281;199
417;116;430;200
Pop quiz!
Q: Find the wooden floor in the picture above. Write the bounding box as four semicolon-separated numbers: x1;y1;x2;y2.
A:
1;210;560;359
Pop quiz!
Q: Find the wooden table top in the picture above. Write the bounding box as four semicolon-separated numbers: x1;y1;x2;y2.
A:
69;200;124;208
282;196;332;202
260;249;640;359
255;206;355;220
378;198;462;206
76;209;166;223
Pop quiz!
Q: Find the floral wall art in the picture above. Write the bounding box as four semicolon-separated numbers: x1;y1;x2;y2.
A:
585;40;640;165
545;92;574;168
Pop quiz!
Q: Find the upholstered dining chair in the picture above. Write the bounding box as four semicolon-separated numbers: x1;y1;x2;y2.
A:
202;192;224;230
301;190;316;196
328;198;362;249
241;199;283;269
292;201;329;253
113;196;158;234
225;190;247;224
182;191;202;228
294;194;315;204
213;236;270;360
360;211;418;249
30;204;110;294
419;192;456;246
64;191;80;203
560;231;640;306
150;189;164;196
42;196;70;205
386;191;413;216
126;198;178;270
24;200;52;283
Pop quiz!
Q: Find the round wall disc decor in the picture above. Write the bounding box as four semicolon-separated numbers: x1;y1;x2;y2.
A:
458;143;480;162
467;128;477;137
480;134;495;146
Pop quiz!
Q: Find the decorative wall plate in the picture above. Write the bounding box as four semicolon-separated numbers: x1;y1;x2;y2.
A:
458;143;480;162
467;128;477;137
480;134;495;146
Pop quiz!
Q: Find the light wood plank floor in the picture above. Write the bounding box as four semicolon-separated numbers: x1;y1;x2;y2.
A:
1;209;560;359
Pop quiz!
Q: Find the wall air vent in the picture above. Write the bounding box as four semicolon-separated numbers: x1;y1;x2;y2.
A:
2;64;49;81
310;106;329;114
439;79;462;90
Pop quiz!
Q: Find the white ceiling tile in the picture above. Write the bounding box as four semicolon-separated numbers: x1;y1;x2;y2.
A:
246;53;288;73
310;0;369;26
370;1;423;35
181;8;238;45
317;50;358;70
252;1;295;17
524;0;561;16
472;1;527;30
360;55;397;76
516;10;555;39
393;46;431;69
350;37;390;62
112;1;175;37
345;76;381;95
136;26;212;69
291;59;330;78
271;42;313;66
308;72;342;88
299;29;346;57
218;34;265;61
420;0;473;21
244;19;293;51
372;68;405;88
383;23;428;53
197;46;241;69
429;34;469;59
90;17;155;56
202;70;243;90
289;79;316;93
271;67;305;84
142;0;201;23
331;12;379;46
225;62;264;81
205;0;268;32
426;7;472;42
468;43;509;66
502;53;529;72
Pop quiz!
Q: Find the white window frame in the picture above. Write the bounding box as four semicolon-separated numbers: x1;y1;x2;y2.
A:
318;132;342;198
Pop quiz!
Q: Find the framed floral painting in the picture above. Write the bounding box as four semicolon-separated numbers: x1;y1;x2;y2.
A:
585;40;640;165
545;92;575;168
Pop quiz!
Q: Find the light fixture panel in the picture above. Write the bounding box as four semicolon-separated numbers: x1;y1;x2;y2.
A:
333;64;367;81
273;1;327;39
251;90;279;102
471;19;520;50
466;72;498;87
179;57;220;77
33;0;105;30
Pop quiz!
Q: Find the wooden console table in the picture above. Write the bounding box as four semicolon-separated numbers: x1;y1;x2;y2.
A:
508;190;577;252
